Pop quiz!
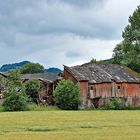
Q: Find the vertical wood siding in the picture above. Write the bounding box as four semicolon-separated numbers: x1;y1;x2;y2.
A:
64;68;78;84
89;82;140;106
64;68;140;107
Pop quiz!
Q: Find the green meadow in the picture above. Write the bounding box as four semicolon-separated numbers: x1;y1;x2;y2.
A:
0;110;140;140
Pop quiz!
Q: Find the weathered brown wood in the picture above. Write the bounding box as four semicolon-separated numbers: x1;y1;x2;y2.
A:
64;64;140;108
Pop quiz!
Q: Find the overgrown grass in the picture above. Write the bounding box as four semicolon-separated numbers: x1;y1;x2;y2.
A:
126;106;140;110
0;104;60;112
1;103;140;112
0;105;4;112
27;103;60;111
0;111;140;140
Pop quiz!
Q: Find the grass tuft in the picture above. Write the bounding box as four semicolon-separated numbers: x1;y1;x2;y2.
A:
80;126;100;129
27;128;57;132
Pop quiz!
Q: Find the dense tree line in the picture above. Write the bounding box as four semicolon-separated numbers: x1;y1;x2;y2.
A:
112;6;140;73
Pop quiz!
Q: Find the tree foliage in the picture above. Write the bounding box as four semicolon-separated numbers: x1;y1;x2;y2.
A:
90;58;104;64
20;62;44;74
112;6;140;73
54;80;81;110
24;79;41;103
4;70;24;97
2;70;28;111
2;92;28;111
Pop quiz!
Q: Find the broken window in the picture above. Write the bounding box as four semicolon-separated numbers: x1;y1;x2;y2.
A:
89;86;94;98
118;86;121;89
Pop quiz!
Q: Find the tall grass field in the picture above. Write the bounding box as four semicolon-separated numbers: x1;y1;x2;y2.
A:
0;110;140;140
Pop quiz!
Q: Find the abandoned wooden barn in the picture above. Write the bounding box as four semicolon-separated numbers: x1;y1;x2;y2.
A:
64;63;140;108
22;73;62;105
0;72;62;104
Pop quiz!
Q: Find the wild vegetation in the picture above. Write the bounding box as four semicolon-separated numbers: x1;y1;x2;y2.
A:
89;6;140;76
110;6;140;73
24;79;42;103
20;62;44;74
54;80;81;110
105;98;126;110
2;70;28;111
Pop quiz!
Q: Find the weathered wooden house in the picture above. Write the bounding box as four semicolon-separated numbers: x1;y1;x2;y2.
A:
0;72;61;105
22;73;61;105
64;63;140;108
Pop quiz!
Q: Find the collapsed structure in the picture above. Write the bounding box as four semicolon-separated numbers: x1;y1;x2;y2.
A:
0;72;62;105
64;63;140;108
22;73;61;105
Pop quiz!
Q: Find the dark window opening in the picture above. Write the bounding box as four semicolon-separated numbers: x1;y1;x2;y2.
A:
118;86;121;89
90;86;93;90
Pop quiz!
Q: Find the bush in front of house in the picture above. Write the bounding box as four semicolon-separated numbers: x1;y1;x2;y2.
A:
54;80;81;110
24;79;41;103
2;92;28;111
105;98;126;110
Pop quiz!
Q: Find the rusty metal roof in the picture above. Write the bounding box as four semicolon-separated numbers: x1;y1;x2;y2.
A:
64;63;140;83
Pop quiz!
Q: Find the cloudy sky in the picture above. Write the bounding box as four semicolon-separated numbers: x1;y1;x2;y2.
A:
0;0;139;69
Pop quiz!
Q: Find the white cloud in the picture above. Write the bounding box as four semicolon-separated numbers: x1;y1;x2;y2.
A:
21;34;120;69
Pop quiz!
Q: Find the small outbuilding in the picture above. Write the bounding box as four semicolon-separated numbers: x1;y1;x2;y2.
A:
0;72;62;105
64;63;140;108
22;73;61;105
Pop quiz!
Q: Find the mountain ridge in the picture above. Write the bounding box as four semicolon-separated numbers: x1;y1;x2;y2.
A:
0;61;62;73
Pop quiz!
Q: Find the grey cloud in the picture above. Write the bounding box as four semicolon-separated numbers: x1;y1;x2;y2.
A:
0;0;139;67
48;0;106;8
65;51;83;58
0;0;132;42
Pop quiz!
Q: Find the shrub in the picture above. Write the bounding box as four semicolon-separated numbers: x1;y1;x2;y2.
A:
105;98;126;110
2;92;28;111
54;80;81;110
25;79;41;103
2;70;28;111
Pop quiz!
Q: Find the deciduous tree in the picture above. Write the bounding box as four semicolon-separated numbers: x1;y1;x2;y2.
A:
20;62;44;74
113;6;140;72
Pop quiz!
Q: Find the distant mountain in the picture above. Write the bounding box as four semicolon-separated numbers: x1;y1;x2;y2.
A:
0;61;30;72
0;61;62;73
45;68;62;73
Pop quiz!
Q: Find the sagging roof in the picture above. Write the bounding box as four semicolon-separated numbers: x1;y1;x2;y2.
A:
0;72;8;78
64;63;140;83
22;73;59;83
0;72;59;83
